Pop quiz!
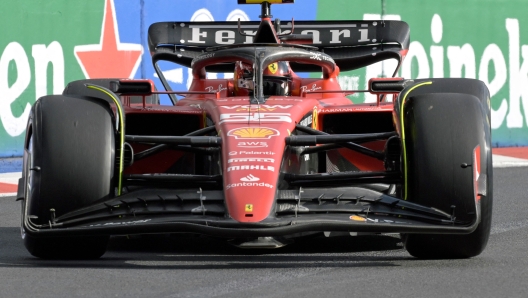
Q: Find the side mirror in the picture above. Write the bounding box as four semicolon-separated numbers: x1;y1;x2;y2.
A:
369;78;409;93
110;80;154;95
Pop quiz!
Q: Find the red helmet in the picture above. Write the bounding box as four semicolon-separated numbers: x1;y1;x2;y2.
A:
233;61;292;96
263;61;292;96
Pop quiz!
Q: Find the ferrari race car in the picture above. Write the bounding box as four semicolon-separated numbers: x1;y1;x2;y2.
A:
18;0;492;259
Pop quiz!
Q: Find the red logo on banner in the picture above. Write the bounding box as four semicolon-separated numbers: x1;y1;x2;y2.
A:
74;0;143;79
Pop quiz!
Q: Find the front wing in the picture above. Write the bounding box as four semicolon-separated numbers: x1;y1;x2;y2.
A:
22;187;481;238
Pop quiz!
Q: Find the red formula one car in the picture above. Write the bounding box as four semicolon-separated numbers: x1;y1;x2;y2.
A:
18;0;492;259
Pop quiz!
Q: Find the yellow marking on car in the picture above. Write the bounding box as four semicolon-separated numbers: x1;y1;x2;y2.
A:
312;106;318;130
245;204;253;212
86;84;125;196
400;81;432;200
350;215;366;222
230;127;277;138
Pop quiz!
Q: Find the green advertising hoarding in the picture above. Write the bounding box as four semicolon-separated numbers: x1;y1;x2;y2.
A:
0;1;107;157
318;0;528;146
0;0;142;158
0;0;527;162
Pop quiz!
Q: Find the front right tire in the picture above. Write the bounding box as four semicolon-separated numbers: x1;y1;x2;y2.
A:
400;80;492;259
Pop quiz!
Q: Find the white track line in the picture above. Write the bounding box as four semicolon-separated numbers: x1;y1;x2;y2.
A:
492;155;528;168
0;172;21;184
491;220;528;235
0;172;20;197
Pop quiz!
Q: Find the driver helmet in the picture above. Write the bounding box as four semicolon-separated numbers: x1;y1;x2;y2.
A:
263;61;292;96
233;61;292;96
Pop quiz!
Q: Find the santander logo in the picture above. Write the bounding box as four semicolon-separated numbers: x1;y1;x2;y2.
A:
240;174;260;182
226;174;273;190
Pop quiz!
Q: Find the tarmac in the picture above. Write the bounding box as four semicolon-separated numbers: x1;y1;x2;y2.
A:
1;147;528;197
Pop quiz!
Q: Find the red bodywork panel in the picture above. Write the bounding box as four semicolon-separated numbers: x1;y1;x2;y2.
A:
118;75;396;223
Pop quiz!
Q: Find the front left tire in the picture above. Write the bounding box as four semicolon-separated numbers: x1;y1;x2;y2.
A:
21;94;115;259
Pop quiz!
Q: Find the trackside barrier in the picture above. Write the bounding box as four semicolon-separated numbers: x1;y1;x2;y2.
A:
1;0;527;172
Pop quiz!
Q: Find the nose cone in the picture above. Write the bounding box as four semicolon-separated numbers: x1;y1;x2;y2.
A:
225;170;277;222
221;125;285;222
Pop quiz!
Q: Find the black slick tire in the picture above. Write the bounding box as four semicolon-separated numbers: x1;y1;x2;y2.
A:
400;80;492;259
21;94;115;259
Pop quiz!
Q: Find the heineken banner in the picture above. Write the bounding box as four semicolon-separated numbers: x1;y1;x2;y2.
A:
1;0;527;159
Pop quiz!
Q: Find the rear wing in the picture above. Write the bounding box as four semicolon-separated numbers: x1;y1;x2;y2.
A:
148;20;409;73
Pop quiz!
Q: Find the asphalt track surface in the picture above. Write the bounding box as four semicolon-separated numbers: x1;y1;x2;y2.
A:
0;167;527;298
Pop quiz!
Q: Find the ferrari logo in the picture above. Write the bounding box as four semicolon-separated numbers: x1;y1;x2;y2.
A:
268;62;278;74
312;106;319;130
245;204;253;212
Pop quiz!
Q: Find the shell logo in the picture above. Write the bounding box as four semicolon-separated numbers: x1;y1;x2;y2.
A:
227;127;280;139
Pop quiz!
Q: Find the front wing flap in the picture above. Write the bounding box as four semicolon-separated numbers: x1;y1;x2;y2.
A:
23;187;480;238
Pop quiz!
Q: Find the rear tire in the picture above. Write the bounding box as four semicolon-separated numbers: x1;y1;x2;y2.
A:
21;95;115;259
401;82;492;259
